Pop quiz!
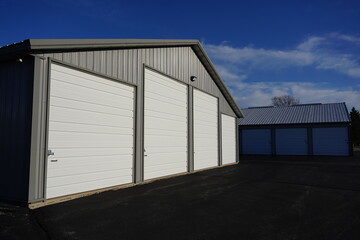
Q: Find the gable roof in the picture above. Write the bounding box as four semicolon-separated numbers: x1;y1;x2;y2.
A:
0;39;243;118
238;103;350;126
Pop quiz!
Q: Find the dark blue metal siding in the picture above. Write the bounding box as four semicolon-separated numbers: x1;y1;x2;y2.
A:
0;57;34;202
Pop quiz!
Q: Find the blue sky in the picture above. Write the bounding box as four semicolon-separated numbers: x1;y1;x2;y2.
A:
1;0;359;109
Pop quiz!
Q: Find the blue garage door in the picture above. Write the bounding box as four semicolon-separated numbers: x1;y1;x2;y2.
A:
276;128;308;155
242;129;271;155
313;127;349;156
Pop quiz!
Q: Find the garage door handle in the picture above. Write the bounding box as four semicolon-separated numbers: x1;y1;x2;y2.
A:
48;150;55;156
50;159;58;162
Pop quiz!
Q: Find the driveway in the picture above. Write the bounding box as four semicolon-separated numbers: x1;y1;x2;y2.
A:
1;158;360;240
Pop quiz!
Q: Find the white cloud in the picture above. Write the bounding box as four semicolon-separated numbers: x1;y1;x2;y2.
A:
226;79;360;110
203;34;360;110
215;65;246;80
205;45;314;70
216;65;360;109
330;33;360;45
204;33;360;78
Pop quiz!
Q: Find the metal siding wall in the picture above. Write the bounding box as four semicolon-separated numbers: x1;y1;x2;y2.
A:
0;57;34;202
28;57;48;202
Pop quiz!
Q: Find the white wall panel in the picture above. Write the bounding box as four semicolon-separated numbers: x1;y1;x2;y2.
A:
46;63;134;199
144;69;188;180
194;89;218;170
221;114;236;164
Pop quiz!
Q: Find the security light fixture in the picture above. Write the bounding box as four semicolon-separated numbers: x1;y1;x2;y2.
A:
190;76;197;82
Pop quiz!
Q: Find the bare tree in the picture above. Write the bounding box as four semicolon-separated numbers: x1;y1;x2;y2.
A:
271;95;300;107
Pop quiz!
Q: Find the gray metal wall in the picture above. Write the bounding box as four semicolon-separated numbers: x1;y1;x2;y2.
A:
0;57;34;202
27;46;237;202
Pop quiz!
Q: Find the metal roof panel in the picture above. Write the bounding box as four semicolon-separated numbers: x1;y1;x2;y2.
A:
238;103;350;125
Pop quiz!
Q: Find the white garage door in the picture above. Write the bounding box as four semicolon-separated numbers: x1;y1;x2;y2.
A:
221;114;236;165
144;69;188;180
46;64;134;199
313;127;349;156
276;128;308;155
242;129;271;155
194;89;218;170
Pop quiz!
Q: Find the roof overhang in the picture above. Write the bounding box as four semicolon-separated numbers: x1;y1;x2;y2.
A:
0;39;243;118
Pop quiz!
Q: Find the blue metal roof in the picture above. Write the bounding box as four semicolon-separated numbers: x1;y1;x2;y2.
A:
238;103;350;126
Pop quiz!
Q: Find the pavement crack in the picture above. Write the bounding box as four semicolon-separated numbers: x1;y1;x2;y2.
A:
30;211;52;240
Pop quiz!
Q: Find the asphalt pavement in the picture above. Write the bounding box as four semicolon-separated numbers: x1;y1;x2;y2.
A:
1;157;360;240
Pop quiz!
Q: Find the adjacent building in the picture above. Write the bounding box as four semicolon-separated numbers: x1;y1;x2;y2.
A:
238;103;352;156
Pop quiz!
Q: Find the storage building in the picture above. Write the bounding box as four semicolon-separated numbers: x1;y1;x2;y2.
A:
238;103;352;156
0;39;242;203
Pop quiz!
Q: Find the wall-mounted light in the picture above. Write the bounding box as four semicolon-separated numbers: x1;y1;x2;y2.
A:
16;58;23;63
190;76;197;82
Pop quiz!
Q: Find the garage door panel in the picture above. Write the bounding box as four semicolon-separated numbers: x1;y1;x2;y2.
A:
194;93;218;105
145;109;187;121
145;167;186;180
47;169;132;189
145;117;187;131
145;152;187;162
145;128;186;137
146;146;187;154
49;131;132;145
242;129;271;155
48;158;132;178
47;175;132;198
49;122;133;135
145;136;187;147
194;90;218;170
145;97;186;114
194;160;216;170
47;64;134;199
194;116;218;126
195;150;218;158
48;139;132;149
145;110;187;123
276;128;308;155
222;115;236;164
313;127;349;156
50;97;133;117
51;67;134;98
144;69;188;180
50;77;134;101
48;156;133;170
194;139;218;147
51;80;134;109
146;71;187;91
49;107;133;128
49;147;133;159
146;84;187;103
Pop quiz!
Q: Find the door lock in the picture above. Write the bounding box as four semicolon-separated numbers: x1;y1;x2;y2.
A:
48;150;55;156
